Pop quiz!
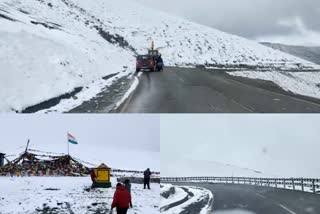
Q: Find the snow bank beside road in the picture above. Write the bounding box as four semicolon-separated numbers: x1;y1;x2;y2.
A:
161;184;188;209
229;71;320;99
0;176;160;214
161;184;213;214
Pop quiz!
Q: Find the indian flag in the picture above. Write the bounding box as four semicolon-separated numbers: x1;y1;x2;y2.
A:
67;133;78;145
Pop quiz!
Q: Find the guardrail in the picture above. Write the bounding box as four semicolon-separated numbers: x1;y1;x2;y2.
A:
161;177;320;194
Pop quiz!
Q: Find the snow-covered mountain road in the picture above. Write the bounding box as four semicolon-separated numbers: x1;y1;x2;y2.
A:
2;0;320;113
172;183;320;214
116;67;320;113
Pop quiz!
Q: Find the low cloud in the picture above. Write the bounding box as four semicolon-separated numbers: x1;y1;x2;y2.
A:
256;16;320;46
137;0;320;46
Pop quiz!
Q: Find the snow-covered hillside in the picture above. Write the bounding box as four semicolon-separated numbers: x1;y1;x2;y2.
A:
0;0;134;112
161;158;275;178
70;0;318;70
1;0;319;112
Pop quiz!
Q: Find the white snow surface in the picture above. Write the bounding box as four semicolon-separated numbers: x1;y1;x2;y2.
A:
1;0;320;112
161;184;213;214
229;70;320;99
161;157;274;178
0;176;160;214
160;184;187;208
0;0;133;112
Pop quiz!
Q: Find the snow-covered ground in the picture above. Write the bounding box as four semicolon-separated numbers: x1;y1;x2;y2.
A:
228;70;320;99
161;184;188;209
0;176;160;214
1;0;320;112
160;184;213;214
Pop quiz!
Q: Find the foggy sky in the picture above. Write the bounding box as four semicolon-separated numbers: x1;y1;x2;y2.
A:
161;115;320;178
138;0;320;46
0;115;160;171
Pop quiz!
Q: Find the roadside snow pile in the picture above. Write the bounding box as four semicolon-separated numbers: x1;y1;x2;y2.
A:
0;176;160;214
229;71;320;99
160;184;188;210
161;184;213;214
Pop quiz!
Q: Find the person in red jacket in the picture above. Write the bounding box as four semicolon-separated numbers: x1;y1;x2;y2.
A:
111;183;132;214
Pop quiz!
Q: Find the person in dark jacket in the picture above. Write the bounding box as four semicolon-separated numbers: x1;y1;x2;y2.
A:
156;55;164;71
111;183;131;214
124;179;133;208
90;169;97;188
143;168;151;189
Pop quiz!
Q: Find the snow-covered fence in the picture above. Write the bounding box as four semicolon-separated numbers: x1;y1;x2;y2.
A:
112;168;160;175
117;176;160;184
161;177;320;194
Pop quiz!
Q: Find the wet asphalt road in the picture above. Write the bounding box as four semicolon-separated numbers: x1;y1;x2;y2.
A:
120;67;320;113
174;183;320;214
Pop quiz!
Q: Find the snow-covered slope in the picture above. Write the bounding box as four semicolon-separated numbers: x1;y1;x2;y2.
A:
161;158;274;178
0;0;134;112
72;0;318;69
1;0;319;112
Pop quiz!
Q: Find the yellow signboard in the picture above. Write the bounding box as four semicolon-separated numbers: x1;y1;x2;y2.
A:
96;169;110;182
92;163;111;188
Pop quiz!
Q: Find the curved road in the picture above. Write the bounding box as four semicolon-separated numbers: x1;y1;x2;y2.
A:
120;67;320;113
173;183;320;214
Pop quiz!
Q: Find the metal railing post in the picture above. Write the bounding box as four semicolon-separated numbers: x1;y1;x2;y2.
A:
312;179;316;194
292;178;295;190
161;176;318;194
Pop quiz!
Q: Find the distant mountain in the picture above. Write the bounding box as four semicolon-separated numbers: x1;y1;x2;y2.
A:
261;42;320;65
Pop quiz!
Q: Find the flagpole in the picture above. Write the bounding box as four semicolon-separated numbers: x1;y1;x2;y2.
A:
67;132;69;156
